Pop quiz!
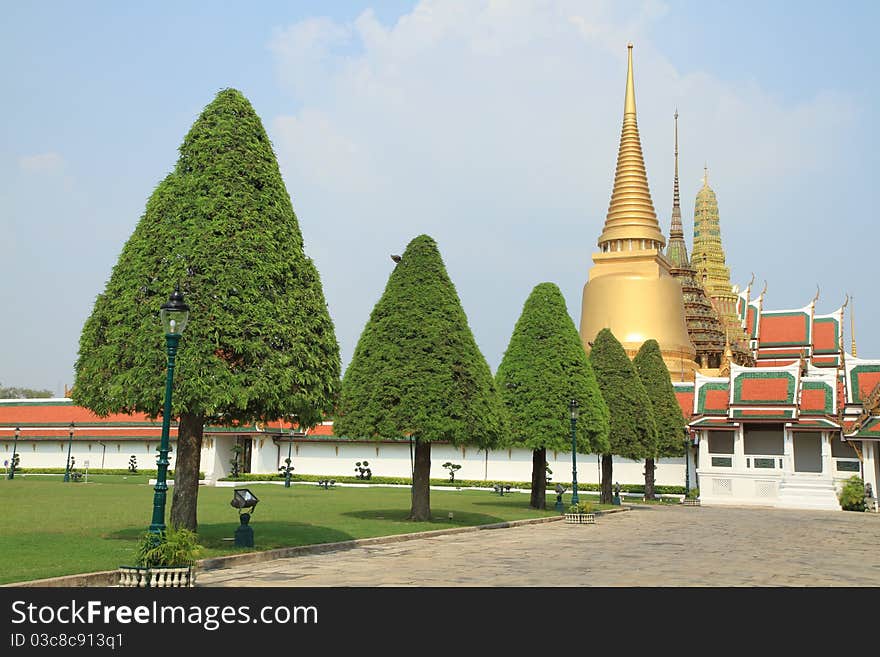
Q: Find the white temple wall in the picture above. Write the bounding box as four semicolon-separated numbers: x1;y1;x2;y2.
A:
268;441;685;487
1;439;162;471
2;437;688;487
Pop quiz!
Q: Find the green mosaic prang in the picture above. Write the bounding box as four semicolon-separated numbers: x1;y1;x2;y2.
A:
848;365;880;403
732;371;797;405
758;311;811;347
812;316;841;354
801;380;834;415
696;382;730;415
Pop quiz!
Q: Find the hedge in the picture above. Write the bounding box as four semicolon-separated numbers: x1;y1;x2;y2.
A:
9;468;206;478
218;472;687;494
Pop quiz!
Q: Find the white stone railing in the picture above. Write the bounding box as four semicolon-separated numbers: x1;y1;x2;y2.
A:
118;566;194;588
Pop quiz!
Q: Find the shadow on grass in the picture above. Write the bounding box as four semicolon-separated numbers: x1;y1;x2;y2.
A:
106;522;357;554
342;508;507;527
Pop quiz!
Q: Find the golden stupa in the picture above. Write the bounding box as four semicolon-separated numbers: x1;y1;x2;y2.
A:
579;43;698;381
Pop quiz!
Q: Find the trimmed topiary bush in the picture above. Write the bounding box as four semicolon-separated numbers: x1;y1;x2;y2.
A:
839;476;866;511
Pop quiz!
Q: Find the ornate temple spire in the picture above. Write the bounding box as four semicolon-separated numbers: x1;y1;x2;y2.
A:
691;167;748;351
665;110;689;268
597;43;666;251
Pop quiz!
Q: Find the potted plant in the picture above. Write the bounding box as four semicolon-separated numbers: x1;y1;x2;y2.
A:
682;487;700;506
119;525;202;587
564;501;595;524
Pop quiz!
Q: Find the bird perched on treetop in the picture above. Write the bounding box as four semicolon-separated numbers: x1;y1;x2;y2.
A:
390;254;402;263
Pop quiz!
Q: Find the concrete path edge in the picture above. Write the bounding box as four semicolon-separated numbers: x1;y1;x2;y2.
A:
4;508;630;588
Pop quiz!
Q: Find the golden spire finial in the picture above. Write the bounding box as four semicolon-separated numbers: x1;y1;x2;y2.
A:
851;295;858;357
673;109;680;206
625;43;636;116
597;43;665;250
703;163;709;187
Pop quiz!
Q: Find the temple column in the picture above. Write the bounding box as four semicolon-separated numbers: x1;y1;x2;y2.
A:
733;425;746;471
782;430;794;477
820;432;834;479
862;442;878;501
698;430;710;472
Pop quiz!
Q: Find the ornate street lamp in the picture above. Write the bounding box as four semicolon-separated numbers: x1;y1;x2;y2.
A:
148;287;190;534
569;399;579;505
64;422;75;482
8;426;20;480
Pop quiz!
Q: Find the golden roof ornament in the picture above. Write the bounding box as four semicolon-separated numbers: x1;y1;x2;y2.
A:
597;42;666;250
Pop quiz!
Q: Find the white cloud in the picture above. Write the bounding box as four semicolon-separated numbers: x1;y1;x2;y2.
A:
18;152;65;174
266;0;862;371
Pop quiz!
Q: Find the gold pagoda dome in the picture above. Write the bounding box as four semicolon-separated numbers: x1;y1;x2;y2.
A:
579;43;698;382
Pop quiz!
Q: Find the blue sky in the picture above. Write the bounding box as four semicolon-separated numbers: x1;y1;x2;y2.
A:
1;0;877;393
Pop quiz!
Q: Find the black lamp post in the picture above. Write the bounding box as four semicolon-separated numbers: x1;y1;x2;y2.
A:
569;399;579;505
231;488;259;547
283;420;294;488
8;426;20;480
64;422;75;482
148;287;190;535
683;431;690;495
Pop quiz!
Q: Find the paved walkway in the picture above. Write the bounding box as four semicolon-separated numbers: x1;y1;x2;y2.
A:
197;504;880;587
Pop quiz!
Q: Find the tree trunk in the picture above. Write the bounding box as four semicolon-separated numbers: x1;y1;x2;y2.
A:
644;457;656;500
600;453;613;504
408;438;431;521
530;448;547;510
170;412;204;531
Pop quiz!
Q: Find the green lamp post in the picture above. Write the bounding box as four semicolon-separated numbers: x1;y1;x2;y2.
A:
148;287;190;534
569;399;579;505
8;426;20;480
63;422;74;482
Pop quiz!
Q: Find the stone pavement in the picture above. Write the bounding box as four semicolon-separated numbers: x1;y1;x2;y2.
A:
197;504;880;587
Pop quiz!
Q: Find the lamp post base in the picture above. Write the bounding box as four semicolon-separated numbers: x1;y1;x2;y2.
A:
234;513;254;547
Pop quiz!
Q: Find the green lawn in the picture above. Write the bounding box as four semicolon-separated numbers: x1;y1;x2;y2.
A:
0;476;574;585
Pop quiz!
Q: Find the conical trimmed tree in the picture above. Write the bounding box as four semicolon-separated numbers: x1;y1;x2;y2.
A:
335;235;506;521
589;328;657;503
634;340;686;499
496;283;609;509
74;88;340;531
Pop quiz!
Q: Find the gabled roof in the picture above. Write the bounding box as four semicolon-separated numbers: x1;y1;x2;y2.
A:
799;374;837;416
673;382;694;420
844;357;880;404
730;362;799;407
693;374;729;416
845;416;880;440
757;303;812;348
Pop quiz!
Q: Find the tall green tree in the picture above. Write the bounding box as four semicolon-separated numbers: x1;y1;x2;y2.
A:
74;88;340;531
633;339;686;499
334;235;506;521
0;385;53;399
588;328;657;503
496;283;609;509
